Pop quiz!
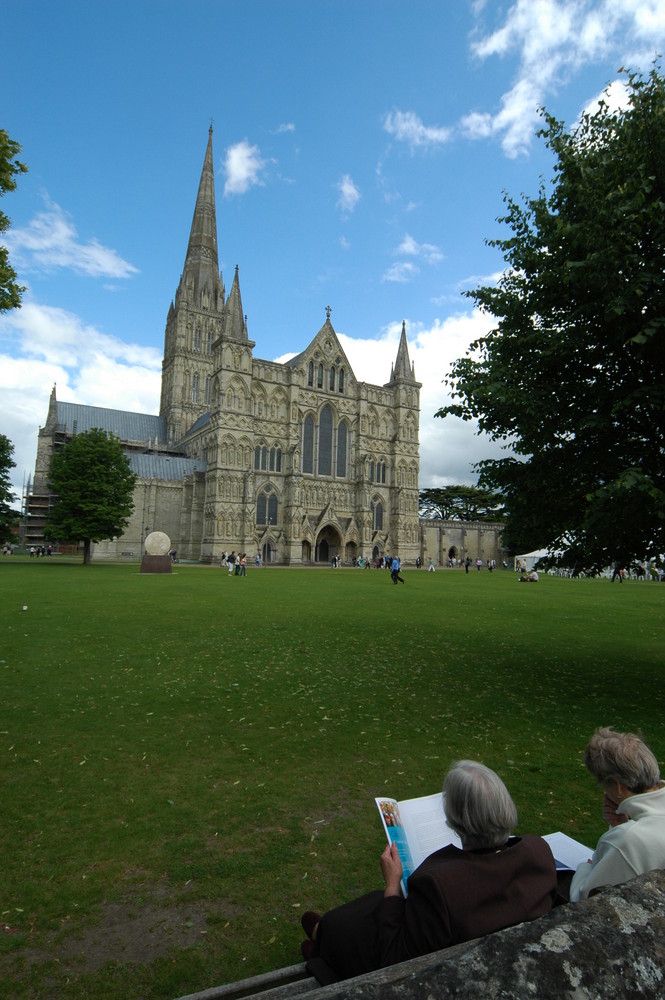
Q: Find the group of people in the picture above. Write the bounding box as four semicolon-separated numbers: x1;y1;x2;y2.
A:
29;544;52;557
221;551;248;576
299;727;665;985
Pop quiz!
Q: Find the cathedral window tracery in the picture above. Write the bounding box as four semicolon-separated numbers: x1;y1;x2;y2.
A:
256;486;278;526
336;421;347;478
371;497;384;531
192;374;200;402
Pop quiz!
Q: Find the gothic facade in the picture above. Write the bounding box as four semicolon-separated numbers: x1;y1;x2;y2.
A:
28;129;425;565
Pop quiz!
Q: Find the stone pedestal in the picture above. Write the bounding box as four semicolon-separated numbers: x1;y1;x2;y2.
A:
140;554;172;574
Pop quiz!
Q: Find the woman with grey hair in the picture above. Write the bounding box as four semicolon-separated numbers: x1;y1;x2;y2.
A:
569;727;665;901
300;760;556;985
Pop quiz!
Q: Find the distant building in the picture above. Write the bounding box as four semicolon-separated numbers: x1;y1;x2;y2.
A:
27;129;425;564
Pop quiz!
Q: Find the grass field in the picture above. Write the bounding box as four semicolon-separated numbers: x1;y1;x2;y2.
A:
1;559;664;998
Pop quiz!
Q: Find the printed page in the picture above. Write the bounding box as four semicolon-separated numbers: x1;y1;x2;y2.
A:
543;831;593;870
397;792;461;869
375;797;416;895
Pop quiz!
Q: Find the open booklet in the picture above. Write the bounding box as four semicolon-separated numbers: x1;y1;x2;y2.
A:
376;793;591;896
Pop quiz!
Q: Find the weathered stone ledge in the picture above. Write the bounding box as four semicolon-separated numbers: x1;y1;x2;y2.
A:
176;870;665;999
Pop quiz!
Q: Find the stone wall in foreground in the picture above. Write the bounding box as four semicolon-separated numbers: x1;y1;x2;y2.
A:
313;871;665;999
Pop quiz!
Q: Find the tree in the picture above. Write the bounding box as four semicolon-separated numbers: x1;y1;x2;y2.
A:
0;129;28;312
47;429;137;564
0;434;18;544
419;485;505;522
438;66;665;567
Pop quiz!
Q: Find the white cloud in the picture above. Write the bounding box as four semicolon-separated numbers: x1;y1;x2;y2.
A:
223;140;267;196
0;302;161;498
2;200;138;278
395;234;444;265
275;122;296;133
579;77;631;119
336;174;361;213
383;110;451;150
382;261;420;283
466;0;665;156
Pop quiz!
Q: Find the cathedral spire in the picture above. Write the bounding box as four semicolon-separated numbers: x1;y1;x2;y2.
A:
181;126;219;303
223;264;248;341
391;320;416;382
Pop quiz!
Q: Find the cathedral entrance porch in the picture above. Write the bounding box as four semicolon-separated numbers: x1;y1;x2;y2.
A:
315;526;342;564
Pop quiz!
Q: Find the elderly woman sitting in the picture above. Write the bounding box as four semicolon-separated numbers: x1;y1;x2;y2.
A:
569;727;665;901
301;760;557;984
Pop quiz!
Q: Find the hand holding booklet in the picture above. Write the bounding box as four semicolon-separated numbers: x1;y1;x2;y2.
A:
376;792;591;896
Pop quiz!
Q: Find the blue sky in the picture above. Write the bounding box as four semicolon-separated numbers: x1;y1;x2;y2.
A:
2;0;664;501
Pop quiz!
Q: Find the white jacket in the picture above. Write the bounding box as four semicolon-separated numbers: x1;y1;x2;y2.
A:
570;784;665;901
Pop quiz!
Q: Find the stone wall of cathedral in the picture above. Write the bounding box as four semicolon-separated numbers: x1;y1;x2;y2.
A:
179;322;421;566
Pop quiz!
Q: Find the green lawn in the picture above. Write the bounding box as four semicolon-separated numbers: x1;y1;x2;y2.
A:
1;560;664;998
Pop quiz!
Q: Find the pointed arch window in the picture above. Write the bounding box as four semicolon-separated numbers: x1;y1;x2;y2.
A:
336;421;347;478
302;416;314;474
204;376;211;405
329;367;335;390
308;361;314;387
371;498;384;531
193;328;202;352
191;373;200;403
256;486;278;526
317;364;323;388
338;368;345;393
318;405;332;476
206;331;213;354
269;446;282;472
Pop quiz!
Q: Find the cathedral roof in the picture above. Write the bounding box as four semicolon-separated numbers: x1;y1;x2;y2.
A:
126;453;206;480
55;400;167;444
182;410;211;438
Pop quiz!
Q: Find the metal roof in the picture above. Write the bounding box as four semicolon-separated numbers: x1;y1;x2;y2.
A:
56;402;167;444
126;454;206;480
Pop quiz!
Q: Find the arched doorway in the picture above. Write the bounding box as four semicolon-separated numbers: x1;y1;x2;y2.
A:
302;540;312;562
262;541;274;564
316;525;342;563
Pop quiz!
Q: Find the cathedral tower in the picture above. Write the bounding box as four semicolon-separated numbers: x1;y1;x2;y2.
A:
160;127;226;442
386;321;421;555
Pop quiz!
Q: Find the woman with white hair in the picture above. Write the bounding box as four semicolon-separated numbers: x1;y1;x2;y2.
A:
300;760;557;985
569;727;665;901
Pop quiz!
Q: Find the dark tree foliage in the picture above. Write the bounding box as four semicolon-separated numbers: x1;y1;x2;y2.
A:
0;434;18;544
419;485;505;522
47;429;137;564
437;67;665;566
0;129;28;312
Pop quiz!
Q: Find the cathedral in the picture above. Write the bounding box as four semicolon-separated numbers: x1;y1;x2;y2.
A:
27;128;424;565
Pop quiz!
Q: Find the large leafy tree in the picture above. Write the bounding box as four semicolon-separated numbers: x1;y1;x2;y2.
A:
47;429;137;564
419;485;505;522
0;434;18;544
438;67;665;567
0;129;28;312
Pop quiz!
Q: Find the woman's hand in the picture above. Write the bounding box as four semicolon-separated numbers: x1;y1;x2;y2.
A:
381;841;403;897
602;791;628;827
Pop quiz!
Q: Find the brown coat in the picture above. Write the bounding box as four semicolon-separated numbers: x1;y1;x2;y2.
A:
309;835;556;984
